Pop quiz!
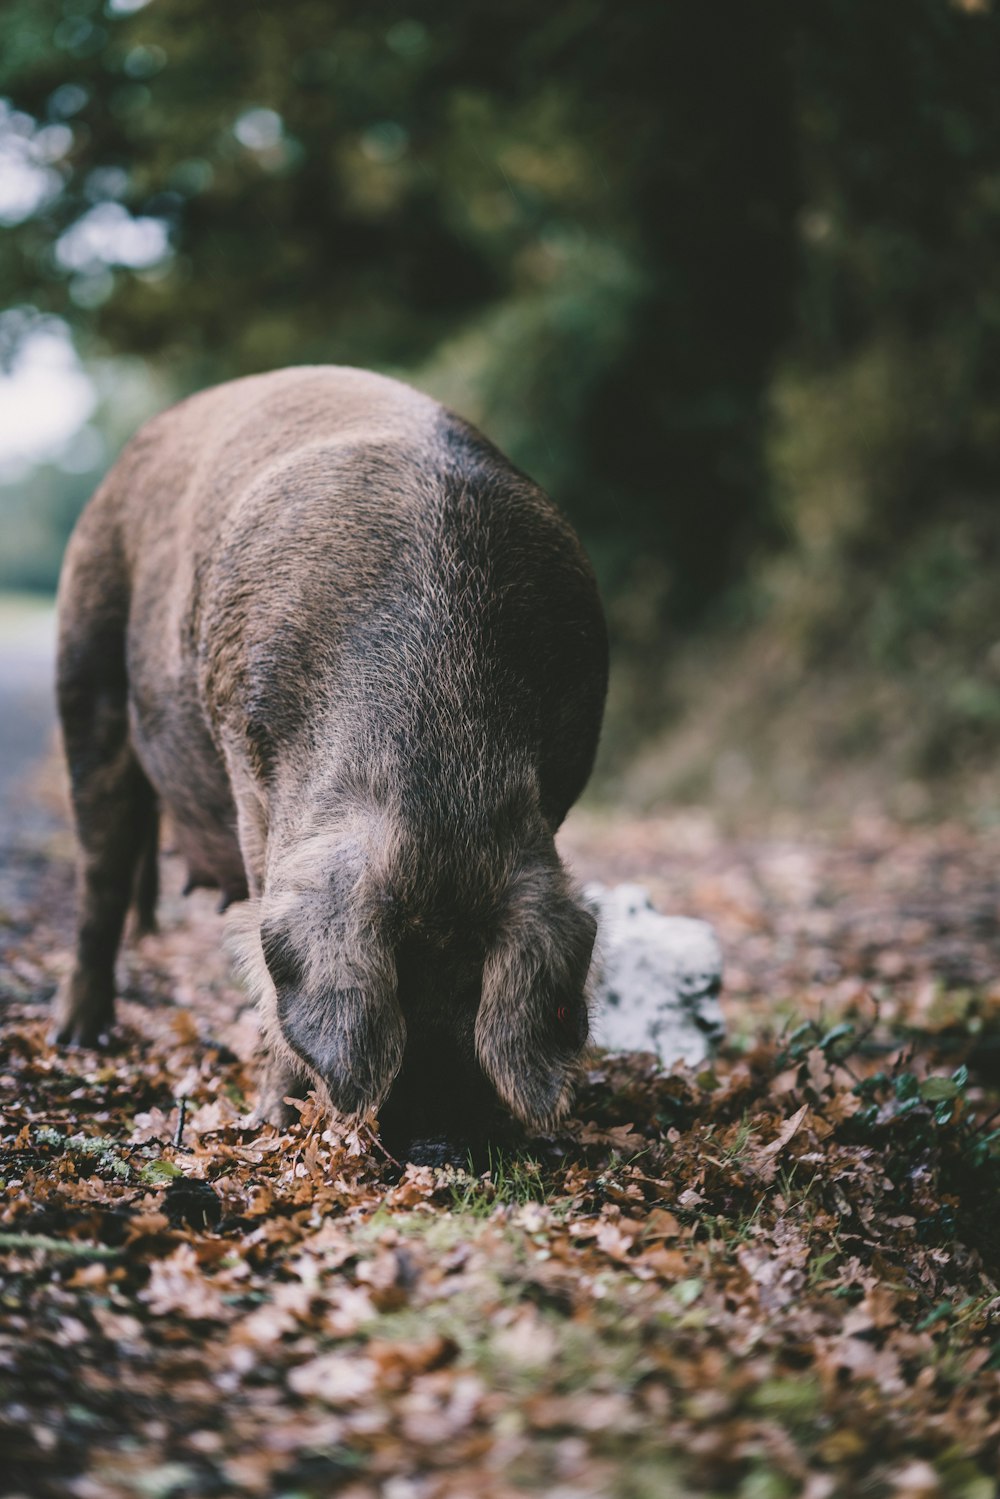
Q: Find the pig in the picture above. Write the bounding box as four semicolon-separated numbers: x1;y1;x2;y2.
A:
53;366;607;1154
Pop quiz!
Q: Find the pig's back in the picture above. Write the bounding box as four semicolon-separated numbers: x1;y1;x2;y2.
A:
110;367;606;835
116;365;440;578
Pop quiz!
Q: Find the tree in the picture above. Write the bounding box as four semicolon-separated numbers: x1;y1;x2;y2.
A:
0;0;799;615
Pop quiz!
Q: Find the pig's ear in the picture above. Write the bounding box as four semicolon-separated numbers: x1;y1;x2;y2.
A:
272;951;406;1119
476;872;597;1132
232;893;405;1121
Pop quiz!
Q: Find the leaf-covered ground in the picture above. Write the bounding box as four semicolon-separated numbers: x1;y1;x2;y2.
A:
2;786;1000;1499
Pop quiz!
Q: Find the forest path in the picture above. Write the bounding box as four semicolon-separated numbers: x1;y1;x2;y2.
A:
0;596;58;825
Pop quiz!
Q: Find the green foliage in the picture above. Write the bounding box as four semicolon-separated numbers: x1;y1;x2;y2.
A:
773;1017;1000;1263
3;0;1000;807
0;0;799;610
9;1121;184;1188
448;1150;549;1216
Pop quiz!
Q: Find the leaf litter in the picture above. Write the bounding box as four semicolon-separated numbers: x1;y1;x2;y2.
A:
1;800;1000;1498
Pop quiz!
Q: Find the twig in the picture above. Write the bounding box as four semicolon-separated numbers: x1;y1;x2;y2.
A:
365;1125;403;1170
0;1232;120;1259
971;1103;1000;1138
173;1097;187;1150
836;991;882;1083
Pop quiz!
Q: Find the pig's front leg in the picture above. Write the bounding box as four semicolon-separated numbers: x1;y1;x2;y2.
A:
251;1050;314;1128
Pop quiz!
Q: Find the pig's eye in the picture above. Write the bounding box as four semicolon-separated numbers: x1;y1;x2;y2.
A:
551;999;587;1052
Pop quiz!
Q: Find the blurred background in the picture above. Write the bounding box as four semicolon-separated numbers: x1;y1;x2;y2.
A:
1;0;998;828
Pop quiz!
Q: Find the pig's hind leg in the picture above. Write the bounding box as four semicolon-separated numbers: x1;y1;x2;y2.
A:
131;799;160;937
54;573;158;1046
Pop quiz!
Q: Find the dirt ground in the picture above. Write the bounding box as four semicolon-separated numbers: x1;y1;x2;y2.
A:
2;724;1000;1496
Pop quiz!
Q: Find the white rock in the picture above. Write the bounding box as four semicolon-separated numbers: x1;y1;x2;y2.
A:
584;882;724;1068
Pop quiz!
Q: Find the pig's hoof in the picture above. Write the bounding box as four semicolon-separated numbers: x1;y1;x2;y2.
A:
51;975;114;1049
251;1057;312;1129
249;1092;300;1130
